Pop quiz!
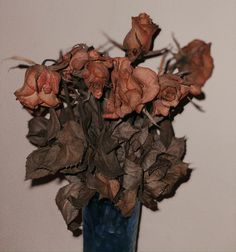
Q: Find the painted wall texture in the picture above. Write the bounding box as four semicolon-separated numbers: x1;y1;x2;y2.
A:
0;0;236;251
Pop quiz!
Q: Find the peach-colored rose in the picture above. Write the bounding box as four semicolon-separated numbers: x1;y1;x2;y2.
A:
58;45;102;80
80;61;110;99
123;13;160;61
152;74;189;116
14;65;61;109
176;39;214;95
103;57;160;119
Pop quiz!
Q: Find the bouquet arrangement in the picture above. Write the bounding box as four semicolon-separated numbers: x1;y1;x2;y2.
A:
13;13;214;234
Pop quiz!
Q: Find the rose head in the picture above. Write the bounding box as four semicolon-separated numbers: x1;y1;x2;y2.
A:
80;61;110;99
59;45;102;80
14;65;61;109
176;39;214;95
152;74;189;116
103;57;159;119
123;13;160;61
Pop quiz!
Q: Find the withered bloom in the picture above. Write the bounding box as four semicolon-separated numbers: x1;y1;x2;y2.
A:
80;61;111;99
14;65;61;109
12;13;214;236
103;57;160;119
152;74;189;116
176;39;214;95
59;45;102;80
123;13;160;61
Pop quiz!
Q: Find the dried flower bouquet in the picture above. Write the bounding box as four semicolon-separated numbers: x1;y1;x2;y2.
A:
13;13;214;235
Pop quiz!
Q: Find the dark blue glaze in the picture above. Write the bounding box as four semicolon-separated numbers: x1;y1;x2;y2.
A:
82;194;141;252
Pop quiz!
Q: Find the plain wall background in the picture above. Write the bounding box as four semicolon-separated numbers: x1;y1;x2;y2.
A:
0;0;236;251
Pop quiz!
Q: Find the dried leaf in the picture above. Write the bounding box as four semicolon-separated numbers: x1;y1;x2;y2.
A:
26;121;86;179
87;173;120;200
112;121;139;141
167;137;186;161
159;119;174;149
27;117;49;147
140;190;158;211
123;158;142;191
116;190;137;217
159;162;188;195
94;149;123;178
56;180;95;232
47;108;61;141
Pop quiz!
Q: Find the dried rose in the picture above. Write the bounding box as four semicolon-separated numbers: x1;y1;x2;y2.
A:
176;39;214;95
80;61;110;99
58;45;102;80
14;65;61;109
103;57;159;119
123;13;160;61
152;74;189;116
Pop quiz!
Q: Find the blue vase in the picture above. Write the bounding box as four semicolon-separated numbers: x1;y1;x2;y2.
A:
82;193;141;252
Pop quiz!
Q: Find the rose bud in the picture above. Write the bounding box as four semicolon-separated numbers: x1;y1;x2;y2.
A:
14;65;61;109
175;39;214;95
123;13;160;61
152;74;189;116
80;61;110;99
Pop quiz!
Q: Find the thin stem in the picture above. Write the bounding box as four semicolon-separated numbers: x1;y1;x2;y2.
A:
142;48;169;59
62;81;75;120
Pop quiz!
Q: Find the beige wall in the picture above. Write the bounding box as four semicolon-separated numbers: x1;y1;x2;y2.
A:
0;0;236;251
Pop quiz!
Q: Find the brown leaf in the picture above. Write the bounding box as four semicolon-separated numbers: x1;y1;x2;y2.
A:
144;170;167;198
112;121;139;141
140;190;158;211
94;148;123;178
159;119;174;149
87;173;120;200
123;158;142;191
159;162;188;195
26;145;59;179
143;161;188;199
26;121;86;180
47;108;61;141
27;117;49;147
56;180;95;232
27;108;60;147
167;137;186;161
116;190;137;217
141;134;165;171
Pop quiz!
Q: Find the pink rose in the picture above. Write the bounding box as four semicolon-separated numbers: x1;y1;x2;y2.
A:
14;65;61;109
152;74;189;116
103;57;160;119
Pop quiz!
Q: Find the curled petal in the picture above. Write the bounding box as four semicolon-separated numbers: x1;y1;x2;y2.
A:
38;90;60;107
